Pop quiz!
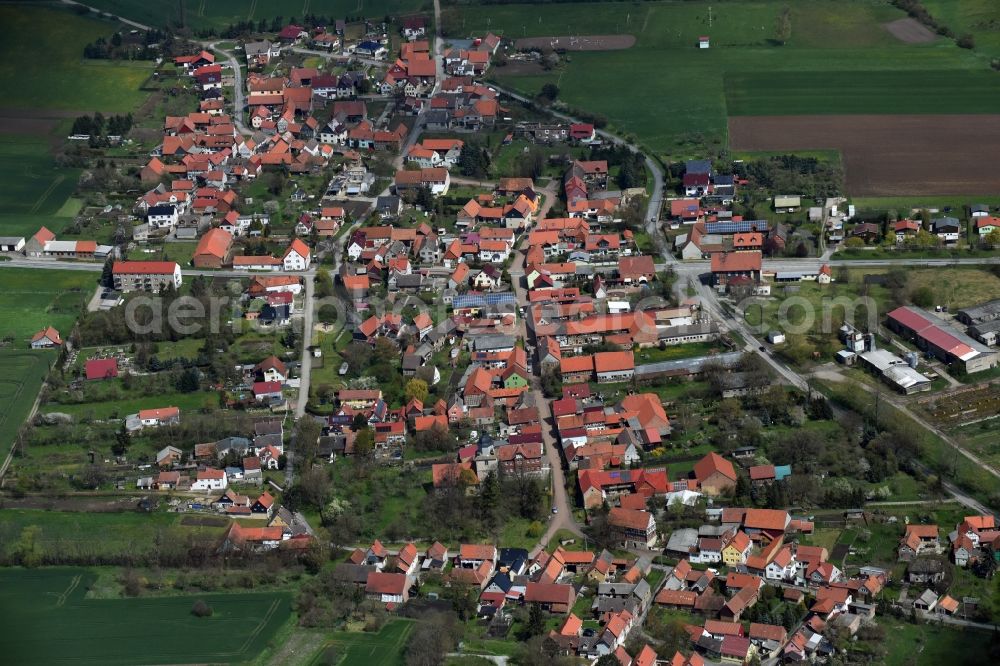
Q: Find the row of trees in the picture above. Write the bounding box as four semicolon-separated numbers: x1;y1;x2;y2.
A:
71;113;134;138
83;34;159;60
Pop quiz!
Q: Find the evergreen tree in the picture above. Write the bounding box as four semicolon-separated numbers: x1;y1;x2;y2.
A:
526;603;545;637
476;472;502;533
112;423;131;456
101;256;114;287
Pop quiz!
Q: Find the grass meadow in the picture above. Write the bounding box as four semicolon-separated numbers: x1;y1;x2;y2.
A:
0;350;54;459
84;0;431;31
452;0;995;156
0;510;229;563
0;268;93;452
0;135;82;237
0;268;96;344
923;0;1000;58
0;6;152;113
316;619;414;666
0;567;293;665
0;5;153;236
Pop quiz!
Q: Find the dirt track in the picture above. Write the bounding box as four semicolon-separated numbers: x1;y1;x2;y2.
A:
729;114;1000;196
884;17;936;44
515;34;635;51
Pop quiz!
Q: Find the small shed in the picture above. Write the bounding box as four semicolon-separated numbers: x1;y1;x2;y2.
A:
698;36;710;49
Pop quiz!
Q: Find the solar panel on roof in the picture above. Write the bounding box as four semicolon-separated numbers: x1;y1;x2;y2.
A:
453;292;517;308
705;220;770;234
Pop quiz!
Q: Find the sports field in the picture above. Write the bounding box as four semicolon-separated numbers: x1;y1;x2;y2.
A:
0;568;293;665
0;268;96;344
316;619;414;666
84;0;430;32
456;0;994;163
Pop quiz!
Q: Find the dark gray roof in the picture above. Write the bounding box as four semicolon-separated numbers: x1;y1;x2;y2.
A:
686;159;712;175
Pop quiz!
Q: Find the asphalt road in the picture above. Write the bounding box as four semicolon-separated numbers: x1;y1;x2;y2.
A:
205;41;252;136
295;269;316;418
507;235;586;555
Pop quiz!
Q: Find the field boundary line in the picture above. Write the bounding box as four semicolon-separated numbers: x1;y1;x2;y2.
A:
28;175;64;215
236;597;281;655
55;574;82;607
0;354;50;483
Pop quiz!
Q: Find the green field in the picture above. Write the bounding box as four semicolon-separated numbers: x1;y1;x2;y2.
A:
317;619;414;666
84;0;431;32
449;0;993;155
0;6;152;112
879;617;996;666
0;350;54;459
0;509;230;563
0;5;153;236
0;135;82;236
0;567;292;665
0;268;93;463
924;0;1000;58
40;389;220;419
0;268;96;344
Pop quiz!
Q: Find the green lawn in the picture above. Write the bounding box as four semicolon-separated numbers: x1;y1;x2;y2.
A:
877;617;995;666
0;509;230;563
133;242;200;267
852;194;1000;214
0;268;96;345
634;341;725;364
0;6;152;112
319;619;414;666
453;0;991;156
0;567;292;665
41;389;219;419
800;527;842;553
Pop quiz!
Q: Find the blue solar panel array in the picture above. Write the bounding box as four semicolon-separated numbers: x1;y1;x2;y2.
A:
705;220;770;234
453;292;517;309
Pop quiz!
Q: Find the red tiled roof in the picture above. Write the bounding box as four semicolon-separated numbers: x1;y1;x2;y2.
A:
113;261;177;275
743;509;789;532
194;228;232;260
693;452;737;482
139;406;179;420
594;350;635;373
608;507;653;531
85;358;118;380
704;619;743;636
524;582;575;606
711;251;762;273
366;571;407;595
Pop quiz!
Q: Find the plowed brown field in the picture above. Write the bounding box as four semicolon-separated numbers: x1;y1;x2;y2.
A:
729;115;1000;196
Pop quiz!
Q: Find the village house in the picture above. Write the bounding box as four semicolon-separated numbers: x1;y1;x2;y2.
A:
112;261;182;292
192;228;233;268
30;326;62;349
608;507;658;549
